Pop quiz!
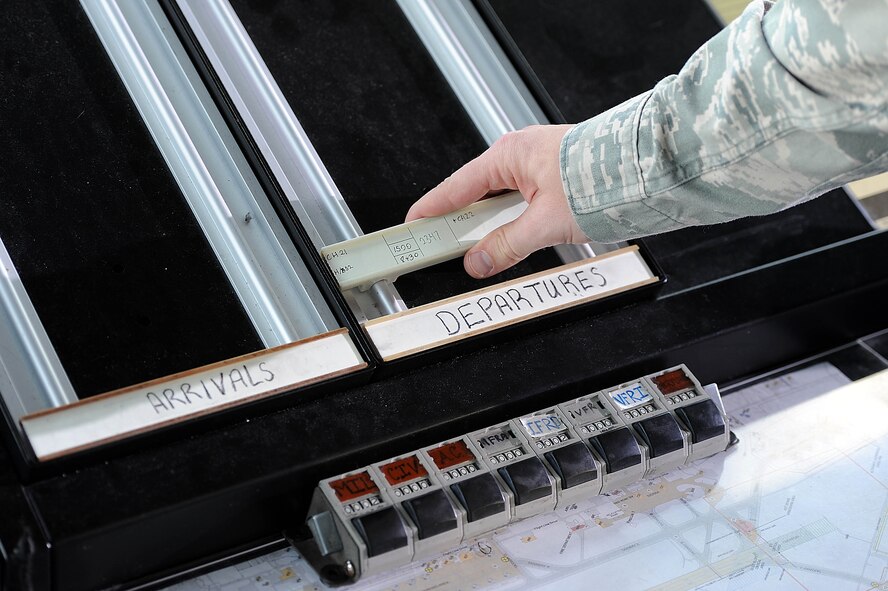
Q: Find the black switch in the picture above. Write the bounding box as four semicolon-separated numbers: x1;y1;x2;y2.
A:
634;413;684;458
497;457;553;505
588;427;642;473
450;473;506;522
675;399;726;443
544;442;598;489
351;507;408;557
402;489;458;540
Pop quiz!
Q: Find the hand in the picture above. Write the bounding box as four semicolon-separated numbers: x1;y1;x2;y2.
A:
406;125;589;279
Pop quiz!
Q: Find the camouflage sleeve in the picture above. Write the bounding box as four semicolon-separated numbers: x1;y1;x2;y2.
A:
560;0;888;243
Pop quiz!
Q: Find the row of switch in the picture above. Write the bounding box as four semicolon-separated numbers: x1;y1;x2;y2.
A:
301;365;731;583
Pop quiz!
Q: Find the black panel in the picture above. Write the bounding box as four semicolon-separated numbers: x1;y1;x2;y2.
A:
674;400;726;444
544;442;597;489
643;191;874;294
229;0;562;307
864;331;888;360
479;0;874;293
401;489;458;540
450;473;506;522
633;414;685;458
0;441;50;591
825;343;888;380
0;0;261;397
481;0;722;123
351;508;408;557
497;457;553;505
588;428;642;474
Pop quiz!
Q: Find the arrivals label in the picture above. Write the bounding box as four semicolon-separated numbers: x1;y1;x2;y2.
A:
21;329;365;460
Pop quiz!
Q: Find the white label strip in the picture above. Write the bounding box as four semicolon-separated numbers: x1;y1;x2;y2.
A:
21;329;365;460
520;414;566;438
607;382;654;410
365;246;658;360
321;192;527;291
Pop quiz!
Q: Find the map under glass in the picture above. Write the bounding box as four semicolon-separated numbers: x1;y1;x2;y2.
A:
170;363;888;591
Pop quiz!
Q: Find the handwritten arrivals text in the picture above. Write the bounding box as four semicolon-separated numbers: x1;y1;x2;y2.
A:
146;362;275;414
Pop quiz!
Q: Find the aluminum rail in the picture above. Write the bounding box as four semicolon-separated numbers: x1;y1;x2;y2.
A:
175;0;406;320
397;0;621;258
81;0;340;346
0;239;78;423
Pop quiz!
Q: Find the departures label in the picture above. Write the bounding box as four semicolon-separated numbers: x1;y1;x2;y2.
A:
365;246;657;360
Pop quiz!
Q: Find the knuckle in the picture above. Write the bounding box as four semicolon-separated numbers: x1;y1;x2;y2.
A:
493;131;518;152
492;229;524;264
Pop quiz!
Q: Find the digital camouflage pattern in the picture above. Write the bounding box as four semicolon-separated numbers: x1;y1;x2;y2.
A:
560;0;888;242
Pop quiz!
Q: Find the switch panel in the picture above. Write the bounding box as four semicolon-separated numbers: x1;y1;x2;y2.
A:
420;436;511;539
517;407;601;506
648;365;731;461
308;468;414;579
497;456;553;505
449;472;507;523
588;427;643;474
301;365;731;584
544;442;598;489
470;421;554;519
401;489;458;540
602;379;689;477
675;399;727;444
370;452;462;560
633;413;685;458
351;507;409;557
559;393;646;491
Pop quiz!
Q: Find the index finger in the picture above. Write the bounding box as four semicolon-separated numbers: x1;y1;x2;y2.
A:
405;139;517;222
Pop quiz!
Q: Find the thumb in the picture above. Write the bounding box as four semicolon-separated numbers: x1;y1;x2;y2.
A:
463;207;551;278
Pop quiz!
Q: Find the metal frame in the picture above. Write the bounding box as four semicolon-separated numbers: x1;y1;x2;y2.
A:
81;0;340;346
396;0;619;258
0;239;78;423
175;0;406;320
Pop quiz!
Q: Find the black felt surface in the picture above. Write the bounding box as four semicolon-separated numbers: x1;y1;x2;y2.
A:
229;0;562;306
0;1;261;397
483;0;874;292
484;0;724;122
646;191;875;293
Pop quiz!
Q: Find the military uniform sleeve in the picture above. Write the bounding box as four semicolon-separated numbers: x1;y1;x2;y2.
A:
560;0;888;243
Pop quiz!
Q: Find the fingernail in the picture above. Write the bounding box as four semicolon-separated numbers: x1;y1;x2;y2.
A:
467;250;494;278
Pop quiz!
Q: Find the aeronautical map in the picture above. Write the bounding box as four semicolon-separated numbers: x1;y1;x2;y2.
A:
171;363;888;591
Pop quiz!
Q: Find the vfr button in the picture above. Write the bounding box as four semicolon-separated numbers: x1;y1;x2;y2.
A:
675;399;726;443
401;489;458;540
351;507;408;557
497;457;553;505
544;442;597;489
634;414;684;458
450;473;506;522
588;427;642;473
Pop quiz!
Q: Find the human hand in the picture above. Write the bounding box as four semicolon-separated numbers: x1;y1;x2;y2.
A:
406;125;589;279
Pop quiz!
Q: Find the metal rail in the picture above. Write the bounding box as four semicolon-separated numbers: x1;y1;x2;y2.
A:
0;239;78;422
81;0;340;345
175;0;407;320
397;0;620;258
